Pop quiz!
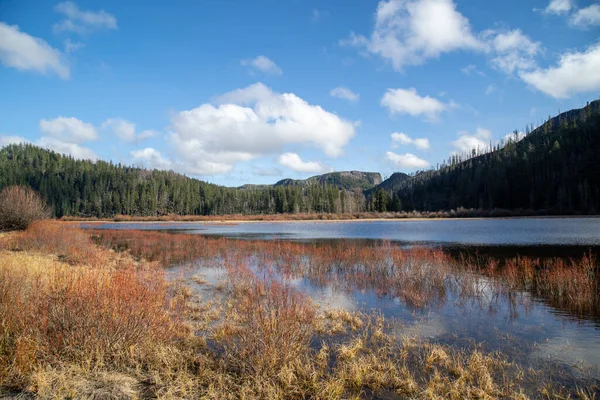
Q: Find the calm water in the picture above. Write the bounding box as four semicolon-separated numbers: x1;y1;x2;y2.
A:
88;217;600;388
86;217;600;247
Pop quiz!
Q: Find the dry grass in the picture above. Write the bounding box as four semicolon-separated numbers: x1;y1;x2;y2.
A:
0;221;598;398
0;251;193;394
59;206;545;223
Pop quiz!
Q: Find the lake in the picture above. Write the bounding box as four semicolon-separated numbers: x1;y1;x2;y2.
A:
86;217;600;391
85;217;600;246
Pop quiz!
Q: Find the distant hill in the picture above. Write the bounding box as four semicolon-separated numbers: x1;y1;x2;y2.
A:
366;172;409;194
237;184;272;191
373;100;600;213
275;171;382;191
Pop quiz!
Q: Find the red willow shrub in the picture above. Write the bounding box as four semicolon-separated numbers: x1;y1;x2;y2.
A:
0;248;185;389
0;186;50;231
93;227;600;317
499;253;599;316
6;221;112;267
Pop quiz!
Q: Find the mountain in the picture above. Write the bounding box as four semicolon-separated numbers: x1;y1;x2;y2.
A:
367;172;409;193
373;100;600;213
275;171;382;191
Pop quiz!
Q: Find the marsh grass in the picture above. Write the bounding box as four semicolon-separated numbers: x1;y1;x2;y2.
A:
0;222;598;398
59;206;554;223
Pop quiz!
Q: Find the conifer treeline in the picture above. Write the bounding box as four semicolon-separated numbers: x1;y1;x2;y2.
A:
379;100;600;213
0;144;367;217
1;101;599;217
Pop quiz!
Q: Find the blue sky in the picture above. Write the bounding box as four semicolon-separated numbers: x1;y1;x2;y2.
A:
1;0;599;186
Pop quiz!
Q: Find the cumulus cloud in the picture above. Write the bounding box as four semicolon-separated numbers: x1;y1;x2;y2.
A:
342;0;483;70
102;118;156;143
330;86;359;102
542;0;574;14
381;88;448;121
452;128;492;154
0;136;29;147
40;116;97;143
519;43;600;98
385;151;429;169
241;55;283;75
391;132;430;150
486;29;541;74
0;22;69;79
167;82;355;175
53;1;118;34
130;148;173;170
277;152;332;173
37;137;98;160
0;133;96;160
569;4;600;28
504;131;525;143
36;116;98;160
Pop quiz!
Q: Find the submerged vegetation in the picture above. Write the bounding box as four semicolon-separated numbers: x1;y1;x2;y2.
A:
0;221;598;398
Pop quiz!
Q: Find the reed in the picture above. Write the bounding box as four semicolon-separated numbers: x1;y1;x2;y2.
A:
1;221;598;398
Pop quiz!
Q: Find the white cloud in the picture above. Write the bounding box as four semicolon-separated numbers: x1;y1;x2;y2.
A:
569;4;600;28
391;132;430;150
381;88;448;121
53;1;118;34
542;0;574;14
0;136;29;147
40;117;97;143
64;38;85;53
37;137;98;160
130;148;172;170
330;86;359;102
452;128;492;154
461;64;485;76
167;83;355;175
0;133;97;160
485;84;497;96
0;22;69;79
519;43;600;98
385;151;429;169
504;131;525;143
277;153;332;173
487;29;541;74
102;118;156;143
241;55;283;76
343;0;483;70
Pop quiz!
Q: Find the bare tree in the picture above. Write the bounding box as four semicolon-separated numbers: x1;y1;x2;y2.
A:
0;186;50;231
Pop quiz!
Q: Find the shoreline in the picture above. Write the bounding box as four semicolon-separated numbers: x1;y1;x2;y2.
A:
63;214;600;225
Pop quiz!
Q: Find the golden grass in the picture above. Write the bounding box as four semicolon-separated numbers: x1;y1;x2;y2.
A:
0;221;598;398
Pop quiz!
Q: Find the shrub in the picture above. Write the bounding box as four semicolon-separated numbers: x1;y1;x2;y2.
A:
0;186;50;231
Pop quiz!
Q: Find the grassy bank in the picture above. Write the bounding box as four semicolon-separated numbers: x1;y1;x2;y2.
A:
0;221;598;398
57;207;600;223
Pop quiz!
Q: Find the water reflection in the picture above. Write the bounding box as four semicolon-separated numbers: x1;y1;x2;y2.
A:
86;217;600;247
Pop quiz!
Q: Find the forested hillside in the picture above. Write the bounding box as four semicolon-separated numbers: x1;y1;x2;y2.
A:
275;171;382;191
375;100;600;214
0;144;367;217
1;101;599;218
